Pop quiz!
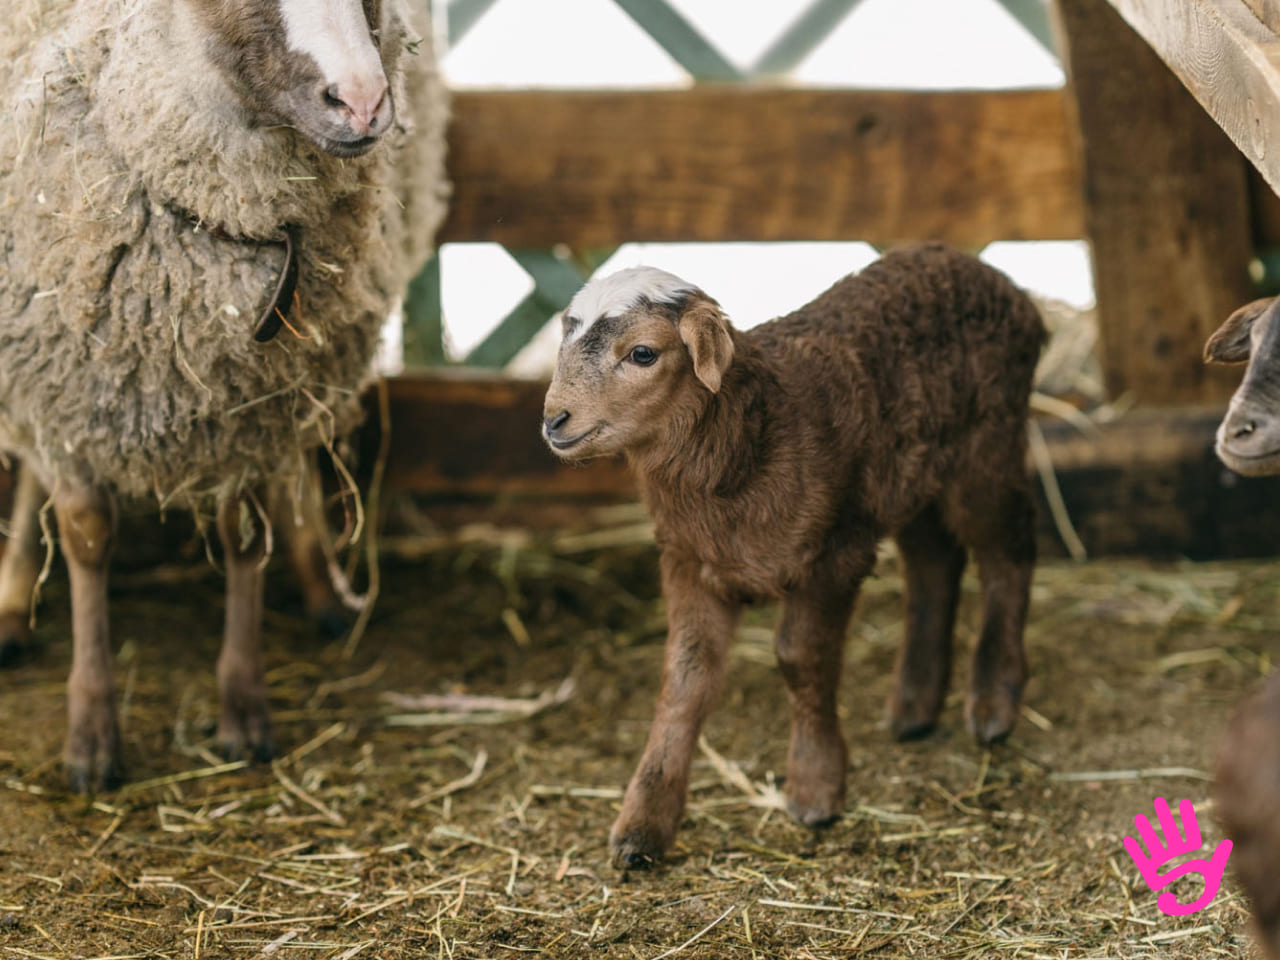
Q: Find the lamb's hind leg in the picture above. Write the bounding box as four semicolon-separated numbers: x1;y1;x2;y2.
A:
56;482;122;792
0;464;47;666
949;484;1035;745
216;491;273;762
775;562;865;827
887;503;967;741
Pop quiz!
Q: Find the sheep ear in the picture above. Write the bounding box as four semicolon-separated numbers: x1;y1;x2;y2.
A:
677;294;735;393
1205;298;1272;364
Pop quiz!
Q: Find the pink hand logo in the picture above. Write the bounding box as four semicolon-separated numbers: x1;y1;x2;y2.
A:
1123;797;1232;916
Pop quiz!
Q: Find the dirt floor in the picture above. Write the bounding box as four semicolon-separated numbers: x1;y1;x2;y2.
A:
1;513;1276;959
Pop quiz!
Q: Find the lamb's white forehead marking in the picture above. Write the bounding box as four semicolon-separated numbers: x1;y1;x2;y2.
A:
279;0;385;93
565;266;695;343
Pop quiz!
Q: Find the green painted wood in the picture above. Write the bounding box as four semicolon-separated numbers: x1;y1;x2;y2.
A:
464;250;603;368
464;291;556;367
447;0;502;47
610;0;742;81
752;0;867;76
996;0;1058;57
403;256;446;366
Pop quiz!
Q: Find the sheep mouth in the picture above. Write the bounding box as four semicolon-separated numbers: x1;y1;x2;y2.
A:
1215;441;1280;477
320;135;381;158
546;425;603;455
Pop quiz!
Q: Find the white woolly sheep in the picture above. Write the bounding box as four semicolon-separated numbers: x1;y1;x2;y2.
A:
0;0;449;790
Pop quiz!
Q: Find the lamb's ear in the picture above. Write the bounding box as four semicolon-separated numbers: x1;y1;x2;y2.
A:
676;293;735;393
1205;298;1273;364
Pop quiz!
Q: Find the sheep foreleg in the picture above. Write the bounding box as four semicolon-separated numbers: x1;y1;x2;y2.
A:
272;456;347;640
216;490;273;762
610;552;739;869
56;482;121;792
0;463;46;665
775;569;861;827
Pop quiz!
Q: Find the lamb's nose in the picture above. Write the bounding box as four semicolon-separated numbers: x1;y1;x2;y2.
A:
544;411;571;436
1231;418;1258;439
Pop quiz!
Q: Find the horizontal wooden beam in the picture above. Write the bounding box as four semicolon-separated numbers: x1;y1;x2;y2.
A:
373;375;1280;560
439;88;1086;249
1099;0;1280;198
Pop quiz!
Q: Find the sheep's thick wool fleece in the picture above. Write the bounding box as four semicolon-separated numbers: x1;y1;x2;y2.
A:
0;0;449;502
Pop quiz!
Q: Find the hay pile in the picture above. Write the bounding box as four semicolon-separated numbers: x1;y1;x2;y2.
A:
0;516;1272;958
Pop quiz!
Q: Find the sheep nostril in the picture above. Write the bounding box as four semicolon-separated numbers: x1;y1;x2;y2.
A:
1232;420;1258;439
545;411;570;434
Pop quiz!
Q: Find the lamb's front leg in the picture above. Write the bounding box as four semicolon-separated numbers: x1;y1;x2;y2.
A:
610;552;739;869
56;482;121;792
216;491;273;762
0;464;47;665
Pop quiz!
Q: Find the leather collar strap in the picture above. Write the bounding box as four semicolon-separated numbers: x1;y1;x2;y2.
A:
253;223;302;343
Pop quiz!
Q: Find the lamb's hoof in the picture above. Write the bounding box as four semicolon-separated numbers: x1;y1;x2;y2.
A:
217;696;274;764
785;792;843;829
609;824;669;871
784;735;846;827
311;606;350;642
64;724;123;795
0;612;32;668
966;688;1020;746
887;688;943;742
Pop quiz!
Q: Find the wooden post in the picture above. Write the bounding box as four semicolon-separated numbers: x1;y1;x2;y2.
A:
1053;0;1253;405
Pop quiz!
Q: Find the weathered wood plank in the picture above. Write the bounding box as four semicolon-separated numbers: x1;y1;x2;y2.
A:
1054;0;1253;405
1097;0;1280;197
439;88;1085;249
375;372;633;498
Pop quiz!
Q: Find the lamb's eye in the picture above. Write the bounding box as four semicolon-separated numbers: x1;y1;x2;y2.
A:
628;345;658;366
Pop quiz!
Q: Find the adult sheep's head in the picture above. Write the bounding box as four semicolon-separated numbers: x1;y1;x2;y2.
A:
189;0;398;157
542;267;736;461
1205;296;1280;476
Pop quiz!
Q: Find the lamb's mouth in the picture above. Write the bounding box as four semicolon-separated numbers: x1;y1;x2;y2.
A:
547;425;603;453
1216;442;1280;477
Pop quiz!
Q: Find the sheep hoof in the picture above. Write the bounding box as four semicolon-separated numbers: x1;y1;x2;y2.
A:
965;689;1020;746
885;686;947;742
0;612;32;668
64;725;123;795
608;825;668;871
217;699;274;764
785;793;842;829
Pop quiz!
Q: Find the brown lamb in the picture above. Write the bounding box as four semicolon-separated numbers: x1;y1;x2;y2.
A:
1204;296;1280;960
542;244;1046;868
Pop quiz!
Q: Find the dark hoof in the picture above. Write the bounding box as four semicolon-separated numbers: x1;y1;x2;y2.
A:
966;688;1020;746
64;725;123;795
217;731;275;765
312;606;350;642
217;692;274;764
889;715;939;742
0;612;32;668
66;760;124;795
786;796;842;829
609;826;668;871
887;692;942;742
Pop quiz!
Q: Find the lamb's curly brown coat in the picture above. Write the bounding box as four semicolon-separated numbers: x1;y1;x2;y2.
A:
0;0;448;504
545;244;1046;869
